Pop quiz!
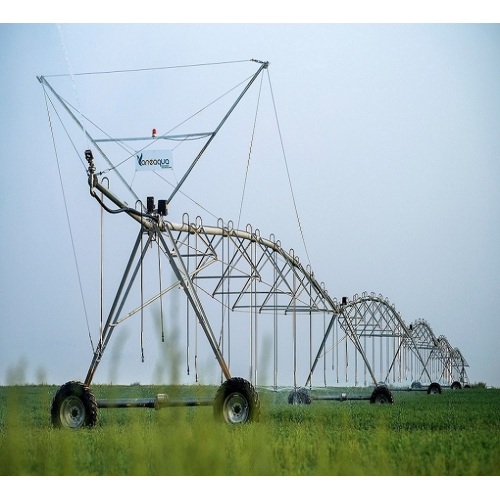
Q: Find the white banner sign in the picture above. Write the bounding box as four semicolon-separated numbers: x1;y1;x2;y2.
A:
135;150;173;171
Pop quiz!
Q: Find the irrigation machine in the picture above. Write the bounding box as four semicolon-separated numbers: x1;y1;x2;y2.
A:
38;60;470;428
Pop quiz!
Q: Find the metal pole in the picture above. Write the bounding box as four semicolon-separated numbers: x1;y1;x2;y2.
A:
85;230;149;385
156;226;232;380
305;315;336;386
38;76;138;201
167;60;269;205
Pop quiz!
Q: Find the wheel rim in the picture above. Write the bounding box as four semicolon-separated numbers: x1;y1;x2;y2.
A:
223;392;249;424
60;396;86;428
376;394;389;404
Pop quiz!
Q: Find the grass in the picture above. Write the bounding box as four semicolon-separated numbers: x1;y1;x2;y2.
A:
0;384;499;475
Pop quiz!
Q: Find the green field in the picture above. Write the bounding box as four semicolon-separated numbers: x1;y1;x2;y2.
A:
0;384;499;475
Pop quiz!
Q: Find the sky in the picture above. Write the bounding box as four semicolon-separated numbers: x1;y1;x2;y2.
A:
1;10;500;389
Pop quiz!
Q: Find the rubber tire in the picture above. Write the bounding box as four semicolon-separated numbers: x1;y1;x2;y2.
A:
287;387;312;405
51;381;98;429
451;381;462;390
427;382;442;395
370;385;394;404
411;381;423;390
213;377;260;424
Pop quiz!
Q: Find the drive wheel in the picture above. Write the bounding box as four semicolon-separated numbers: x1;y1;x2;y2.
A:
427;382;442;395
213;377;260;424
288;387;312;405
451;381;462;390
370;385;394;404
51;381;98;429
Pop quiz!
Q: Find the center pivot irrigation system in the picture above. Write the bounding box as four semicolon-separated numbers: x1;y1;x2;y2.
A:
38;59;469;428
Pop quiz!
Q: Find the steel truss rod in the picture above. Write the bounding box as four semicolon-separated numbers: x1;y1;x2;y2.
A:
37;75;138;201
305;315;337;386
155;225;231;380
85;229;151;385
159;221;334;315
167;60;269;204
111;257;216;327
94;132;213;143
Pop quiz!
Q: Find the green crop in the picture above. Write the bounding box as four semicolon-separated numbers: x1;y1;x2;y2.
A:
1;385;499;475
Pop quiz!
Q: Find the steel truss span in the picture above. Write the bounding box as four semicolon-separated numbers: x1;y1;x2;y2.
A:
332;294;469;390
333;293;422;387
38;61;471;428
85;177;340;389
409;319;469;388
86;177;470;393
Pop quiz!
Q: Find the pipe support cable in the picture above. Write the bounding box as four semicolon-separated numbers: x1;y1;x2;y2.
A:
267;70;312;269
167;61;269;205
43;89;94;353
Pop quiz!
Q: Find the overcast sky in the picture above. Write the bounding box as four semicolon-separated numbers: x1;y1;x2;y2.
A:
1;15;499;389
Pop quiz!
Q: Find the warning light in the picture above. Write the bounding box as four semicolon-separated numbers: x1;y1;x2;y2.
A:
152;128;157;138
